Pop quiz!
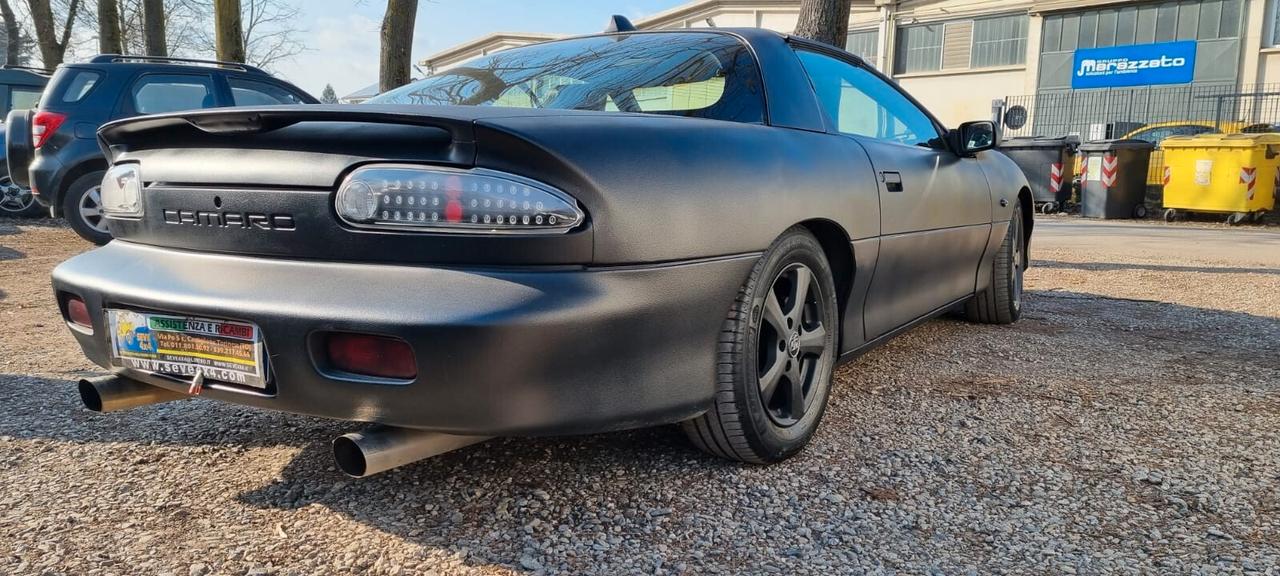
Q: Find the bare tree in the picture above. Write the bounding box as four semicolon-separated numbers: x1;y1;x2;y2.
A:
141;0;165;55
794;0;850;48
98;0;122;53
212;0;242;62
27;0;81;67
238;0;300;68
379;0;416;92
0;0;22;64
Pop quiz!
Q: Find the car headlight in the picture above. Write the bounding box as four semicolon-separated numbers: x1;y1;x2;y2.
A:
335;165;583;234
101;163;143;218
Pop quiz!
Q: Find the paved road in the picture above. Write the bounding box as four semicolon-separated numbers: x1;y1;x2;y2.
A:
1033;218;1280;267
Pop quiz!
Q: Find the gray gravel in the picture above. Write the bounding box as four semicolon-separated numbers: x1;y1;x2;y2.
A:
1;216;1278;575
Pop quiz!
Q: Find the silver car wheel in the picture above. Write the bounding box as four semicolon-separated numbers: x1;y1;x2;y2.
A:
79;185;110;233
0;176;35;213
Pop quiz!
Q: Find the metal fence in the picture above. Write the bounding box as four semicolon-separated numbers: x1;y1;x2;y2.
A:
1002;84;1280;184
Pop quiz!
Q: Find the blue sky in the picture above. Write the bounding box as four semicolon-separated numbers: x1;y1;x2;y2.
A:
283;0;688;99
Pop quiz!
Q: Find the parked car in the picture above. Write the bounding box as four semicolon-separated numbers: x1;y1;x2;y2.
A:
54;25;1033;476
5;55;317;243
0;65;51;217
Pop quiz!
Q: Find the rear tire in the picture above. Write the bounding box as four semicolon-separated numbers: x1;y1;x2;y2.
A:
682;227;838;464
966;201;1024;325
61;171;111;245
0;175;43;217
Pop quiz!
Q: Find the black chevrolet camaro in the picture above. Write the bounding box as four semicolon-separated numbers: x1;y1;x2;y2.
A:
53;26;1032;475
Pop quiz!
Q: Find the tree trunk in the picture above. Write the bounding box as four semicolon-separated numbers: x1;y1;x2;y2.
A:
214;0;245;63
794;0;850;49
26;0;80;68
98;0;123;54
0;0;21;66
379;0;417;93
142;0;166;56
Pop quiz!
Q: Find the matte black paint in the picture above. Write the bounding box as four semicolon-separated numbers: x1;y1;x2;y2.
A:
54;29;1031;434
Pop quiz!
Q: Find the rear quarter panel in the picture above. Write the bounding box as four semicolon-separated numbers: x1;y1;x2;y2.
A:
476;114;880;264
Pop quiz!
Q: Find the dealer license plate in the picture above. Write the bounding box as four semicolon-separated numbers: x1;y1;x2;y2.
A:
107;310;267;389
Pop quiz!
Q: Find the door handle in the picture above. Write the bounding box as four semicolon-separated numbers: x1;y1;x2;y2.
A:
879;171;904;192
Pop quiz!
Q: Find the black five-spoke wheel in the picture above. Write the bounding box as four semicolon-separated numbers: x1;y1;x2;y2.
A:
757;263;828;427
683;227;838;464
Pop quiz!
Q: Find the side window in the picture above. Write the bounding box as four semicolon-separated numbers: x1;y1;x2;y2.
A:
131;74;217;114
794;49;940;147
228;77;307;106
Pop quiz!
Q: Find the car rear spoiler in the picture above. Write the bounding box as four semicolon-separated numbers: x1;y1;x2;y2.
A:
97;105;479;166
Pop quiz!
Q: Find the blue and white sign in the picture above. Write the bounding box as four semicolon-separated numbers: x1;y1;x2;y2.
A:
1071;41;1197;89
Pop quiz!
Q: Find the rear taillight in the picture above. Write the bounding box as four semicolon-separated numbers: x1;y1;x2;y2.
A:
32;111;66;149
65;296;93;331
323;332;416;380
335;165;583;235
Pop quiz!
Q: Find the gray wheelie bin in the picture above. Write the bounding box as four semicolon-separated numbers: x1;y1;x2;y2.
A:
998;136;1079;213
1078;139;1155;219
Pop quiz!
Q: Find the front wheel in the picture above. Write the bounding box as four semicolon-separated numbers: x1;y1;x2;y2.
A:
966;201;1024;324
0;175;43;217
61;171;111;245
682;227;838;464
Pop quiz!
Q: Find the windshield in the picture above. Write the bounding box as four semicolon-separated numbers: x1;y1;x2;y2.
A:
370;32;765;124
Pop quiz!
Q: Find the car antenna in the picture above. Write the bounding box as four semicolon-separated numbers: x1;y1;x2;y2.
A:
604;15;637;33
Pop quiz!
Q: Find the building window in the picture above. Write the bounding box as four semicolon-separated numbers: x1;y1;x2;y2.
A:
1268;0;1280;45
895;23;944;74
845;29;878;65
971;14;1027;68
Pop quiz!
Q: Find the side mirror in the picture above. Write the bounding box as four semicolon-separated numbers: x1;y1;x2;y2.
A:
953;120;997;155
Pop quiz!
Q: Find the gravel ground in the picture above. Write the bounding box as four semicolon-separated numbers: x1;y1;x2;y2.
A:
1;216;1278;576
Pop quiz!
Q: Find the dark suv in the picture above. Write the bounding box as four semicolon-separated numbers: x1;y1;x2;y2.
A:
6;55;316;243
0;65;51;217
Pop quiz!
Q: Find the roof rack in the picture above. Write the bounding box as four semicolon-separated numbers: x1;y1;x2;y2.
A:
1;64;53;75
88;54;268;75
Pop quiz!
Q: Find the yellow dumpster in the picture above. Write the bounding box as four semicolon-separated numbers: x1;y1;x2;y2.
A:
1160;133;1279;224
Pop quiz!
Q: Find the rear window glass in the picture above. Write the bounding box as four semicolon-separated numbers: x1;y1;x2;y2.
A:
371;33;764;124
58;70;100;103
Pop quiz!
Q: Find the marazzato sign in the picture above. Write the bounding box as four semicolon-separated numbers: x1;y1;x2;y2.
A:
1071;40;1197;89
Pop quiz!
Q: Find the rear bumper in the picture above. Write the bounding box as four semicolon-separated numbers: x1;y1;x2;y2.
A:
52;241;756;435
28;153;65;212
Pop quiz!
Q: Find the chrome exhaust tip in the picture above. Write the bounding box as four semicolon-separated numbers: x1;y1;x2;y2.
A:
77;374;187;413
333;426;491;478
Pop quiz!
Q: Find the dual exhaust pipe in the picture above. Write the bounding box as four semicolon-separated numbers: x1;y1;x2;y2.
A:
77;374;489;478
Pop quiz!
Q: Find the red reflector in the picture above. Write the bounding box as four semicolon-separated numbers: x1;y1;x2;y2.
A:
66;297;92;329
325;333;416;380
32;111;67;149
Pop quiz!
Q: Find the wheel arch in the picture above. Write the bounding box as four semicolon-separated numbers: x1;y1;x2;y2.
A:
1017;186;1033;268
51;158;109;217
796;218;854;350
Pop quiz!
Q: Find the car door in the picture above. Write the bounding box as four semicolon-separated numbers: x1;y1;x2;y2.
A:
793;49;992;340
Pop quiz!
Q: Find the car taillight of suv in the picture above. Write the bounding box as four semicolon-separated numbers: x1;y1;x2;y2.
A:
31;111;66;148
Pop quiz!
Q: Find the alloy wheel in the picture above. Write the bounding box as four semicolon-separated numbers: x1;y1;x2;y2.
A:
756;263;829;427
79;185;109;233
0;176;35;213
